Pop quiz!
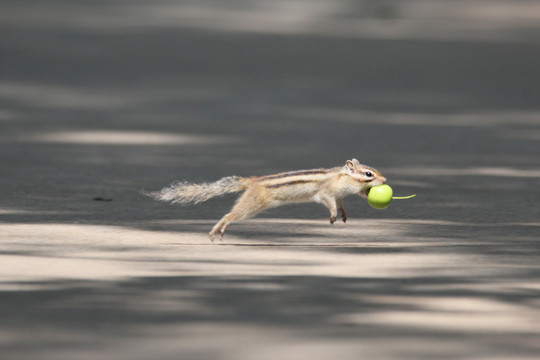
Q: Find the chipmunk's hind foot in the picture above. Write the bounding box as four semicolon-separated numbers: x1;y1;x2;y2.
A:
215;222;231;241
209;216;230;241
209;211;251;241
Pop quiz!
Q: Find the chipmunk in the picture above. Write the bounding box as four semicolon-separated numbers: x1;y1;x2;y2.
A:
148;159;386;241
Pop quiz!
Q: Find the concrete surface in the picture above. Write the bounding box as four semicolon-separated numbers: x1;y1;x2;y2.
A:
1;1;540;359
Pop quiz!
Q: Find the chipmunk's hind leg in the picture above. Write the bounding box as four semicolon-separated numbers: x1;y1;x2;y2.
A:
209;189;264;241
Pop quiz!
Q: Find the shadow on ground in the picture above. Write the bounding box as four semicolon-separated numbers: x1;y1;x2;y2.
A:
2;272;540;360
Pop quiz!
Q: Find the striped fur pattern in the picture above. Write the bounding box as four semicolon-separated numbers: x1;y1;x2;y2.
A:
148;159;387;241
258;168;339;189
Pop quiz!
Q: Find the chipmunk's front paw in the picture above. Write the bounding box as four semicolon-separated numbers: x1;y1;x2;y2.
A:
330;216;337;225
339;209;347;223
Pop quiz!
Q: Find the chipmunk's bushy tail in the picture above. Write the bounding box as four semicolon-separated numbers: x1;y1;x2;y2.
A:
146;176;248;205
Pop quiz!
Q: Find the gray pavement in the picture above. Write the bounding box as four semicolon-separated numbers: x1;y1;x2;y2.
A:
1;1;540;359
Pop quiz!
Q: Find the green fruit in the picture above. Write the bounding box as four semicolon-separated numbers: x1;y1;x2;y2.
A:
367;184;393;209
367;185;416;209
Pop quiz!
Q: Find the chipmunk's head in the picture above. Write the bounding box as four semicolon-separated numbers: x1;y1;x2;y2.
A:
344;159;387;198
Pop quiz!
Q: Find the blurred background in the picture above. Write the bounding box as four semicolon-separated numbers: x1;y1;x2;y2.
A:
1;1;540;359
1;0;539;224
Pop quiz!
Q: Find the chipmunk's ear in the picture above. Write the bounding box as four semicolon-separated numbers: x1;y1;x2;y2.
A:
351;158;360;165
345;160;356;172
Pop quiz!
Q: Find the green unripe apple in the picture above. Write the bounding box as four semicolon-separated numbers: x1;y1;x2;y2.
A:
367;184;393;209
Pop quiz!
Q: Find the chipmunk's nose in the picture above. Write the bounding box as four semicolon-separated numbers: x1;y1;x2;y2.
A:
381;176;387;183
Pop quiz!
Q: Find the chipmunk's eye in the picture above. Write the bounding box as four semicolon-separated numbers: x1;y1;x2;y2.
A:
365;171;373;178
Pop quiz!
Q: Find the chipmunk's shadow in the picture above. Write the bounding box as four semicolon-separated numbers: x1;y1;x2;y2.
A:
142;218;338;241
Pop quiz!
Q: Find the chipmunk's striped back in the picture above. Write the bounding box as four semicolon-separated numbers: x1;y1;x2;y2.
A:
257;168;338;189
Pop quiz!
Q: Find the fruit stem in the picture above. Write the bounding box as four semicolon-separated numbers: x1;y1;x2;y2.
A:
391;194;416;199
